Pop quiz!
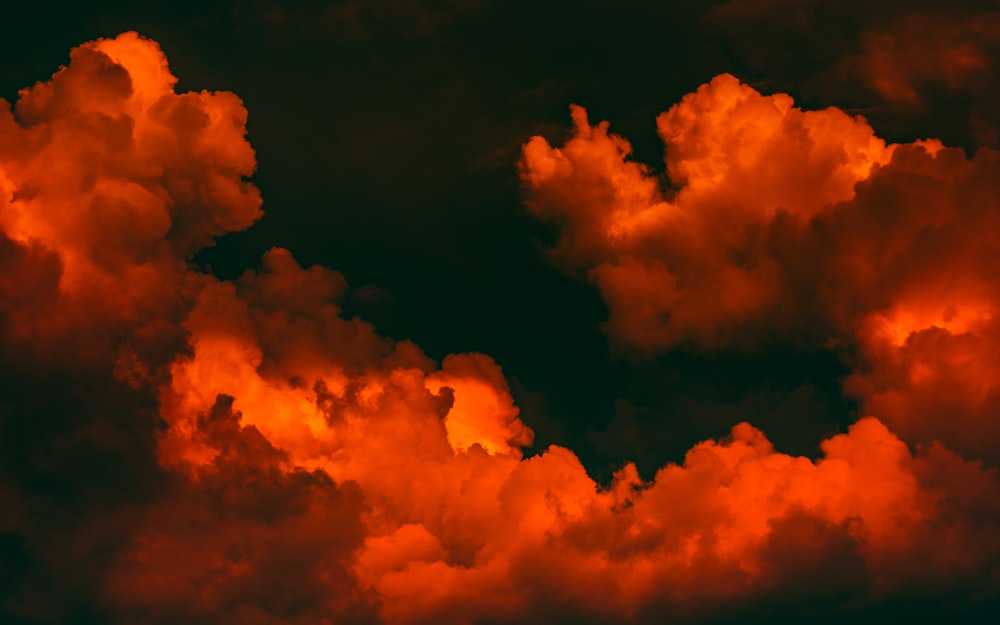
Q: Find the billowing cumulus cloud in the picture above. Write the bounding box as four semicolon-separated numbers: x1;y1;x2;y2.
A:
2;32;999;625
520;75;1000;464
0;30;260;378
521;74;892;351
158;272;1000;621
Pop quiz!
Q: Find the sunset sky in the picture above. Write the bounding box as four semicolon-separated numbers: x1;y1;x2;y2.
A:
2;2;999;624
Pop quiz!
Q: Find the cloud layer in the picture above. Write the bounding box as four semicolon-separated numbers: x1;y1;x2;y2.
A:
1;32;997;624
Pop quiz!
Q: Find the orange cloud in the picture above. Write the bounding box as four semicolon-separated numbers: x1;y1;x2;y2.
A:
0;31;260;380
521;74;894;352
520;76;1000;465
2;33;998;625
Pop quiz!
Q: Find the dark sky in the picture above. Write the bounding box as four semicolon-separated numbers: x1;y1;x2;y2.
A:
2;2;999;624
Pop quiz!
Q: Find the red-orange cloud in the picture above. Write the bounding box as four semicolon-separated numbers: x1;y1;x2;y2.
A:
2;33;998;625
158;273;1000;620
520;75;1000;464
521;75;894;351
0;31;260;379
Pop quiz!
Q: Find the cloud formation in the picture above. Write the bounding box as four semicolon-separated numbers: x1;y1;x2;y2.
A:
520;74;1000;464
1;32;998;625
